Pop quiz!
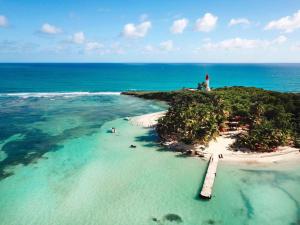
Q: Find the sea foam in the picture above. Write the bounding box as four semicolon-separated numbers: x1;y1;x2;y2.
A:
0;92;121;98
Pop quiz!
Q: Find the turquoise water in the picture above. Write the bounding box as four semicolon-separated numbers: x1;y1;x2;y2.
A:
0;64;300;225
0;63;300;92
0;95;299;225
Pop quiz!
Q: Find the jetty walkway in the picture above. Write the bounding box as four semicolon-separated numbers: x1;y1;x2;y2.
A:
200;153;219;199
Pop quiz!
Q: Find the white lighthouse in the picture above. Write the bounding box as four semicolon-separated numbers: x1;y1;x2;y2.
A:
205;74;211;91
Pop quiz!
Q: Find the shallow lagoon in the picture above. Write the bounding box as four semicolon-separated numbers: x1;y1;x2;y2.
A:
0;95;299;225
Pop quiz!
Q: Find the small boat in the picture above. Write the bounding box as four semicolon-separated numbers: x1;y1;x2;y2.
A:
130;145;137;148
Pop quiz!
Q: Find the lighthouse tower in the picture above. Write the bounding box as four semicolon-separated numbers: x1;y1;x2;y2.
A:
205;74;211;91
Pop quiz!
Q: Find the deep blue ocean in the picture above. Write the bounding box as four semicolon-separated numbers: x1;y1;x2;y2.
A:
0;63;299;93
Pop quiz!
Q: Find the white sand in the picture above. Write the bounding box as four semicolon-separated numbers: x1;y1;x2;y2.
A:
129;111;166;128
196;132;300;164
130;112;300;164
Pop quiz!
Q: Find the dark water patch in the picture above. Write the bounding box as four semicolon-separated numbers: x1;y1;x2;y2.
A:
204;219;215;224
241;168;300;222
0;95;166;180
60;125;97;139
0;123;104;180
241;177;250;184
151;214;183;224
203;218;223;224
88;124;103;129
0;128;63;179
163;214;183;223
66;97;165;126
275;185;300;223
0;101;48;142
134;129;160;148
290;219;300;225
206;219;215;224
240;169;300;184
152;217;159;222
0;115;45;142
240;190;254;219
0;125;24;141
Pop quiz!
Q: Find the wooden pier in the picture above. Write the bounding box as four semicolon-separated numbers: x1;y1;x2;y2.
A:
200;153;219;199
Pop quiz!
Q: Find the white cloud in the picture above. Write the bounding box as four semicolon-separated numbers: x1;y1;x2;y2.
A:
41;23;62;34
110;43;125;54
122;21;152;38
160;40;175;51
265;10;300;33
72;32;85;44
0;15;8;27
170;18;189;34
228;18;250;27
85;42;103;51
272;35;287;44
144;44;154;52
143;41;178;53
202;36;287;50
108;48;125;55
291;43;300;51
195;13;218;32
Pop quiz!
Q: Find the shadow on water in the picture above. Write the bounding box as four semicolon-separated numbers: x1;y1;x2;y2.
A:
241;169;300;223
134;128;210;202
133;129;196;157
194;158;210;202
134;129;162;148
239;190;254;219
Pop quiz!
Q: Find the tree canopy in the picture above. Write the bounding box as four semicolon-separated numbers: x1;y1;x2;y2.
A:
123;87;300;152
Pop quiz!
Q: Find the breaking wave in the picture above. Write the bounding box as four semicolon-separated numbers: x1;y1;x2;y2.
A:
0;92;121;98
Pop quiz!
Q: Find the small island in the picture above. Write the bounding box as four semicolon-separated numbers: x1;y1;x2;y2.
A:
123;86;300;163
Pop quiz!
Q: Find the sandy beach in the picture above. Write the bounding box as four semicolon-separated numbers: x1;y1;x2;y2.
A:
129;111;166;127
130;112;300;164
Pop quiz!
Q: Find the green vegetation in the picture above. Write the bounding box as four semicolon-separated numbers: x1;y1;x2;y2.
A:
123;87;300;152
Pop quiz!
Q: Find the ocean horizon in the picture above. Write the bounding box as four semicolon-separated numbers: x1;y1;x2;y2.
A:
1;63;300;93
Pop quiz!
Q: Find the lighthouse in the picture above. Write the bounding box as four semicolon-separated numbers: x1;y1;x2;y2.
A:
205;74;211;91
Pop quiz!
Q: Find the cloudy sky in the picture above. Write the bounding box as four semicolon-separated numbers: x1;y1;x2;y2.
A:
0;0;300;62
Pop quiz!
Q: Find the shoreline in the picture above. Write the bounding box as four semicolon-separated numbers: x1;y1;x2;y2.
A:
129;111;166;128
129;112;300;164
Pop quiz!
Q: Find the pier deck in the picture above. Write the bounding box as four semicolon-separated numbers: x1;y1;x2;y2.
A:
200;153;219;199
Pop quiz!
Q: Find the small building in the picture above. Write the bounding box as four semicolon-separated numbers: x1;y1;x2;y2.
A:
205;74;211;92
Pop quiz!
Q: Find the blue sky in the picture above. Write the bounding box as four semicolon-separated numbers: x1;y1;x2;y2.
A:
0;0;300;62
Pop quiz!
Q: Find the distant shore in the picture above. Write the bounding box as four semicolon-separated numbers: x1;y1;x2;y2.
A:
130;112;300;164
